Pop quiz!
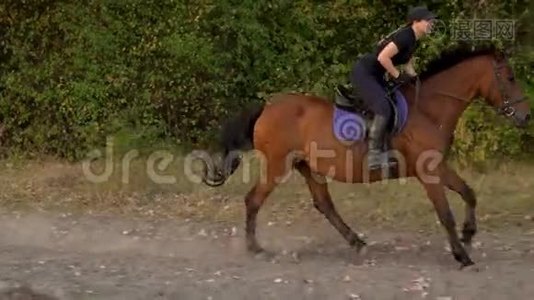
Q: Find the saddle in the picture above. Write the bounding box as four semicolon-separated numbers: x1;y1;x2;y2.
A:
334;84;372;115
334;84;401;132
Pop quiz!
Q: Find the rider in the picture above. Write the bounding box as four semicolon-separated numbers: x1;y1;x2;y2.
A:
351;6;437;170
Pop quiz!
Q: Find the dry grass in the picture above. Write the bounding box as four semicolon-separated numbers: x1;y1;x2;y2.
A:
0;153;533;234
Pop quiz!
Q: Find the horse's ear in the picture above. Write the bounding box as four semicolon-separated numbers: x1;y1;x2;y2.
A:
494;47;507;62
498;51;505;61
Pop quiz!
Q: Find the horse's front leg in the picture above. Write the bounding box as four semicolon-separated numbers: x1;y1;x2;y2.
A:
418;175;474;268
442;166;478;246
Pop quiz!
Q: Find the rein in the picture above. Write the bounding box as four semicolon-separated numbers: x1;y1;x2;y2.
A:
435;91;470;103
414;77;421;107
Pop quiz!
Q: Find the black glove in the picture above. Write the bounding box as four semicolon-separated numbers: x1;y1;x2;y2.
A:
391;71;415;86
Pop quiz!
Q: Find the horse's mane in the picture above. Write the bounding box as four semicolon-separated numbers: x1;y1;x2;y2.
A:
419;43;501;81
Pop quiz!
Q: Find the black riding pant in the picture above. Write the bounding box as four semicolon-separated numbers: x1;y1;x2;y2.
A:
350;60;391;121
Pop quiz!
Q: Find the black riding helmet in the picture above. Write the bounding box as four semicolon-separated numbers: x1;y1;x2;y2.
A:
407;6;437;22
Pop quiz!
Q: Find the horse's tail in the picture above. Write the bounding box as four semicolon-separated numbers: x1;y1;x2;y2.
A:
220;103;264;153
201;103;264;187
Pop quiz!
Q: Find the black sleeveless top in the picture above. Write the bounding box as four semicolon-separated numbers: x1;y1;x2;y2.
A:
359;26;417;77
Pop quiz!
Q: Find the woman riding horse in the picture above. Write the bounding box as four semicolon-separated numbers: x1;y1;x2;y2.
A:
200;7;530;268
351;6;437;170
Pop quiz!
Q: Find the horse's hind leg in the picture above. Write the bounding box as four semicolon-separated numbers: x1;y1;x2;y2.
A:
244;180;276;253
244;154;288;253
295;161;366;251
442;167;478;246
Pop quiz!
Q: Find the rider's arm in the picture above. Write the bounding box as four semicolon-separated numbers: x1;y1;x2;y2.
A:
404;57;417;76
377;42;401;79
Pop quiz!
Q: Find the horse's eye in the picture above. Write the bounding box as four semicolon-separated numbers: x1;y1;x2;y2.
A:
508;76;515;82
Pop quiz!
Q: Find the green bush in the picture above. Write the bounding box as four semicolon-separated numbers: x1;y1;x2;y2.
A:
0;0;532;163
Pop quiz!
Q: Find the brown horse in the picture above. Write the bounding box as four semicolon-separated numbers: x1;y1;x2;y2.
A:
200;44;531;268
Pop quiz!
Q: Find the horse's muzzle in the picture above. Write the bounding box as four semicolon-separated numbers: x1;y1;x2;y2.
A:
514;111;531;128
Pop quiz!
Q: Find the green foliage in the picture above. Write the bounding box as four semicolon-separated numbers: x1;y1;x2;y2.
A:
0;0;532;163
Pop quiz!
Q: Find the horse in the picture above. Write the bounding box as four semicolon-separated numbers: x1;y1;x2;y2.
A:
199;44;531;268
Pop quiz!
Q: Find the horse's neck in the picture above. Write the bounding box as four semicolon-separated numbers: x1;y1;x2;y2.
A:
417;60;484;135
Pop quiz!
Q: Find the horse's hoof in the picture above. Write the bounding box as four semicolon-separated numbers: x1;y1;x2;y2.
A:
253;251;268;259
247;240;264;254
460;262;479;272
348;235;366;250
253;250;276;262
458;256;476;270
348;246;369;265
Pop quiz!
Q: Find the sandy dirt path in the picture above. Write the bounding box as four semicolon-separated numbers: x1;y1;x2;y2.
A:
0;211;533;300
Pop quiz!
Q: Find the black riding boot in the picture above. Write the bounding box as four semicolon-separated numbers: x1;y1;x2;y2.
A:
367;114;389;169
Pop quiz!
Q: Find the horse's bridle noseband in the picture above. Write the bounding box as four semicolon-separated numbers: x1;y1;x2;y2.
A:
492;59;528;118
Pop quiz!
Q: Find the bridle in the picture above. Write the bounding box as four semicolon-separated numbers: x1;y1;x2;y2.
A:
436;55;528;120
492;59;527;118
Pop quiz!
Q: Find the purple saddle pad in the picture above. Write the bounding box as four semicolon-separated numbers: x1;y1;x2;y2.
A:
333;90;409;142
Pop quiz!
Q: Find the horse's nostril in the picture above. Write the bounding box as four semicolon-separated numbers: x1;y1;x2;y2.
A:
523;113;530;123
